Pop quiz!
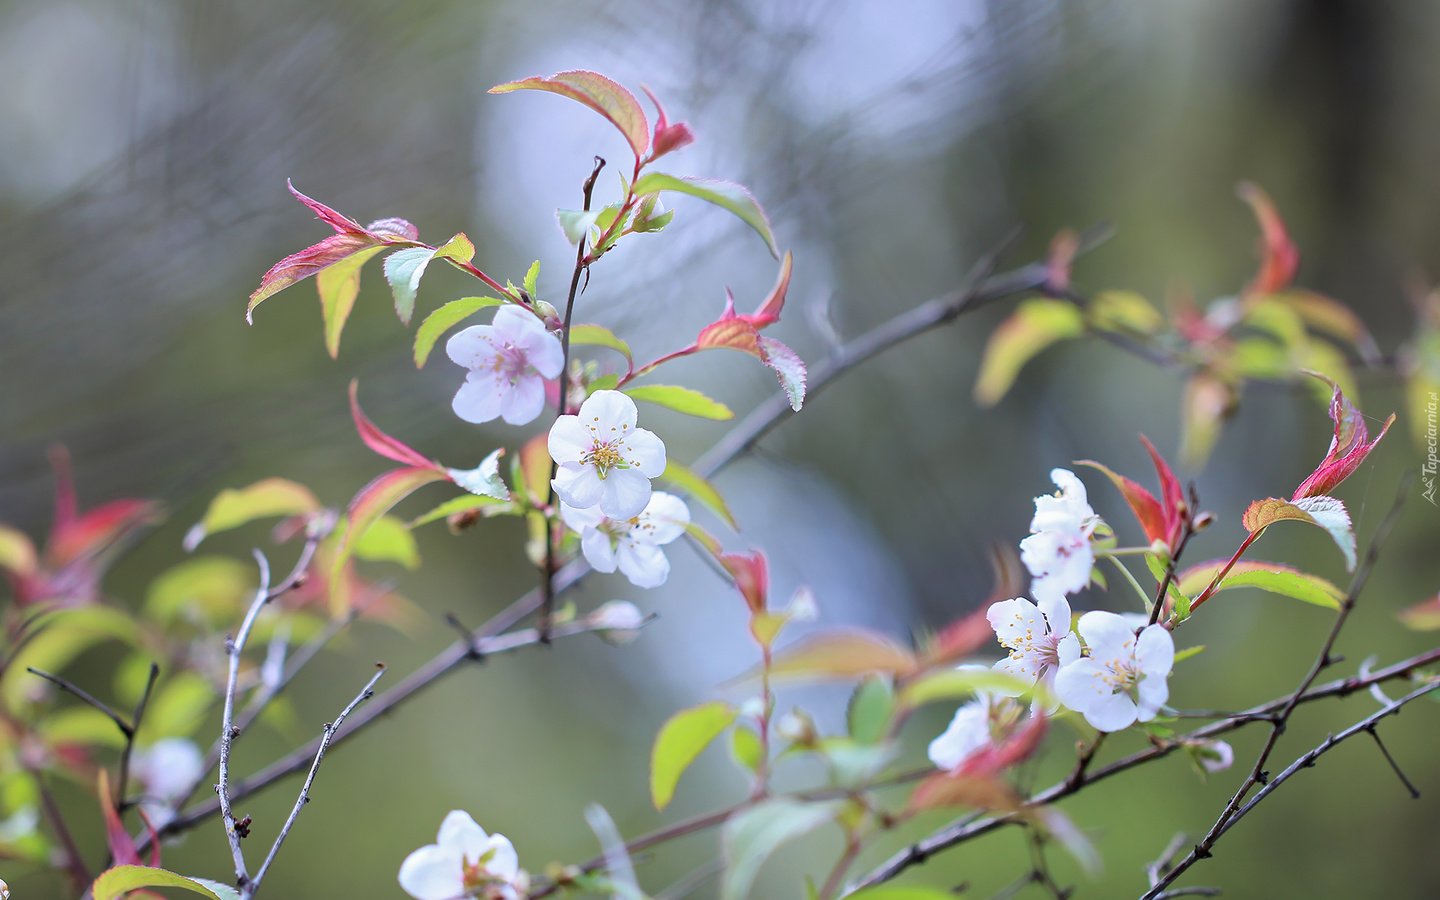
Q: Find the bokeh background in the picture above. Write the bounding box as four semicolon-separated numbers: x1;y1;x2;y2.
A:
3;0;1439;896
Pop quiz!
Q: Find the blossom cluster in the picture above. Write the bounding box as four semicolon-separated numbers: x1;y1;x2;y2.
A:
930;469;1226;772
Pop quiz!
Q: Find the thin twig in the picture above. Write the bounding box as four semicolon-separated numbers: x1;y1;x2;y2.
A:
1365;726;1420;799
116;662;160;808
27;667;132;737
246;665;386;898
217;549;276;889
29;764;90;890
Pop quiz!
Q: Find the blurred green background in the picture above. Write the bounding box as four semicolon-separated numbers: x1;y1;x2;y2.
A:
2;0;1439;896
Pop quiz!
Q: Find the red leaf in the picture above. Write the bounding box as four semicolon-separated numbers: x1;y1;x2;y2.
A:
920;604;997;670
348;381;437;469
332;466;449;610
1239;182;1299;296
49;444;77;533
909;772;1022;813
749;251;793;328
1077;459;1166;547
640;84;695;161
720;550;768;613
1046;229;1079;293
48;499;160;568
98;771;159;867
1291;375;1395;500
490;70;650;161
1139;434;1185;545
766;629;918;681
957;709;1048;778
696;304;761;357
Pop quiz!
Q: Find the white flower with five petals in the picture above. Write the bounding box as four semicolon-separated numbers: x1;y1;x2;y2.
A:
398;810;525;900
927;666;1027;770
549;390;666;519
561;491;689;588
1020;468;1101;607
447;305;563;426
987;596;1080;701
1054;611;1173;732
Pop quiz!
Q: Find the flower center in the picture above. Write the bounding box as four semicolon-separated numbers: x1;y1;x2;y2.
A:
1100;659;1141;693
583;441;625;477
487;341;530;384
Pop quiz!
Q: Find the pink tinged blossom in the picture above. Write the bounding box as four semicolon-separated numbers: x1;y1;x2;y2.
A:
1054;611;1174;733
447;305;564;426
927;666;1028;771
987;596;1080;701
398;810;524;900
1021;468;1101;604
561;492;689;588
548;390;666;519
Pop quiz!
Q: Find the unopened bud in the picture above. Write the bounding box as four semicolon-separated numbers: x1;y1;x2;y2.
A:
775;709;817;747
1192;511;1216;531
535;300;562;331
589;600;646;644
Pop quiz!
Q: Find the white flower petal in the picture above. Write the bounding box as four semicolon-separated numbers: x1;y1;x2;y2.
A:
453;372;506;424
581;527;618;573
624;427;666;477
617;540;670;588
1076;611;1137;658
1084;692;1139;732
436;810;489;858
481;833;520;882
498;374;546;425
927;701;989;770
1054;658;1107;712
398;844;464;900
547;416;590;464
1135;624;1175;677
598;468;652;519
1136;674;1168;718
1056;632;1081;667
554;464;603;509
490;304;537;337
640;492;690;544
1037;592;1072;634
994;653;1041;684
514;320;563;378
559;501;603;533
987;598;1047;646
578;389;638;431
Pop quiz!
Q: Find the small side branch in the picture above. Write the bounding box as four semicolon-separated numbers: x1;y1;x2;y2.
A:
246;665;386;898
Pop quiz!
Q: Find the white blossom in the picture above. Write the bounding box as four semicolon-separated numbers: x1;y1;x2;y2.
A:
549;390;666;519
561;491;688;587
398;810;525;900
1020;468;1101;607
927;666;1026;770
589;600;647;643
131;738;204;827
1054;611;1174;732
1192;739;1234;774
987;595;1080;700
447;305;563;426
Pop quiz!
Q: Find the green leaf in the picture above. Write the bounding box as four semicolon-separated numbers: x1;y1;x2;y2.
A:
351;514;421;569
383;247;441;325
1086;289;1164;334
898;668;1035;709
146;672;216;739
632;172;779;258
845;888;967;900
570;324;633;366
413;296;507;368
730;726;764;773
316;245;385;358
0;524;36;576
658;459;737;529
1174;644;1207;663
144;556;255;625
626;384;733;420
766;630;917;682
407;494;511;528
1241;495;1357;570
92;865;241;900
38;707;129;749
846;676;895;745
332;467;449;605
974;298;1085;406
721;799;838;900
183;478;320;551
523;260;541;297
1177;561;1344;610
556;209;601;245
4;608;144;711
586;373;621;396
650;701;737;810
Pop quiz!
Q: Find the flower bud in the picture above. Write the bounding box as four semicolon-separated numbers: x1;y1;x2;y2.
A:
589;600;647;644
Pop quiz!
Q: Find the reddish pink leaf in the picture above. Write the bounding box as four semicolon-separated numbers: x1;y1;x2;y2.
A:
1139;434;1185;545
640;85;695;161
1046;229;1079;293
48;499;160;568
98;771;159;867
1239;182;1299;296
1292;375;1395;500
1398;592;1440;630
720;550;768;613
956;709;1048;778
920;604;997;670
696;302;761;355
749;250;793;327
490;70;650;161
49;444;77;533
348;381;438;470
1077;459;1166;547
908;772;1022;814
332;466;449;596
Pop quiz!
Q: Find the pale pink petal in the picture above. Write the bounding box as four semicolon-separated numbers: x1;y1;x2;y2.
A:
446;324;498;370
498;374;546;425
599;468;652;519
453;372;506;424
987;598;1047;646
